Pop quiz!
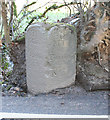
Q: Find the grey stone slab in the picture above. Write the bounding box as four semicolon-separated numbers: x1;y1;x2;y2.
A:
25;23;77;95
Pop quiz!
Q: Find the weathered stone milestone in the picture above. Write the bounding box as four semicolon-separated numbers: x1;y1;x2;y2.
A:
25;23;77;94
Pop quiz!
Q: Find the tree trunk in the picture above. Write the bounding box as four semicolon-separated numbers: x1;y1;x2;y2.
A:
1;2;10;45
77;2;110;91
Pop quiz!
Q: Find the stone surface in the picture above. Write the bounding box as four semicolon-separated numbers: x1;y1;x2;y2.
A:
25;23;77;94
77;60;109;91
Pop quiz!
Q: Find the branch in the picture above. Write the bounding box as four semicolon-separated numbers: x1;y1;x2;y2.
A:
9;2;14;26
0;33;2;46
13;1;17;17
24;2;36;8
14;10;36;31
63;0;71;16
17;1;36;18
32;0;51;10
25;2;80;31
13;1;52;31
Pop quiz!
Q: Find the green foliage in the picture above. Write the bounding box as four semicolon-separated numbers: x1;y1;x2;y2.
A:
51;4;58;9
6;85;12;90
1;44;13;80
13;2;17;17
0;80;4;85
9;1;94;41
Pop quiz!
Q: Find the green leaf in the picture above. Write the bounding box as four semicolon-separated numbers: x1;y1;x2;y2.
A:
58;9;60;11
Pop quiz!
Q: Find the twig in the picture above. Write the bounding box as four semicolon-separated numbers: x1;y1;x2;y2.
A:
63;0;71;16
97;46;101;65
24;2;36;8
25;2;80;31
9;2;13;26
14;10;36;31
13;1;52;32
11;19;14;41
17;1;36;19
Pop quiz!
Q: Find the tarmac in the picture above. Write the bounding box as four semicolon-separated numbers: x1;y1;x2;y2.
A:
2;88;110;115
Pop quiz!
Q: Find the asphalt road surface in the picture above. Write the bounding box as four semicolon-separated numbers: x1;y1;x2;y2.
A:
2;87;110;115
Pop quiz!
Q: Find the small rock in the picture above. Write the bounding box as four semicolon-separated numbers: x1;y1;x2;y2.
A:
60;102;64;105
14;87;20;92
2;92;6;96
10;87;15;91
2;84;7;87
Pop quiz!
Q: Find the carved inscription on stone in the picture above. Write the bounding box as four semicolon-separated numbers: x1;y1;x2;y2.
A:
25;23;77;94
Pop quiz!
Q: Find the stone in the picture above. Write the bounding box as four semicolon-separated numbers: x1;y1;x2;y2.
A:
25;22;77;95
77;60;109;91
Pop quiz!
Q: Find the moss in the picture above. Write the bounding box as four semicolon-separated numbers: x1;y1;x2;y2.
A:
0;80;4;85
14;36;25;44
65;23;76;33
45;22;76;33
45;22;64;31
6;85;12;90
13;2;17;17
